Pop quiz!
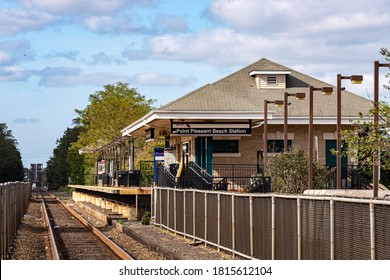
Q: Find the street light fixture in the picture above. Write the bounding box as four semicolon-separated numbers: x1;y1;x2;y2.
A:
308;86;333;189
336;74;363;190
284;92;305;153
373;61;390;198
264;99;284;164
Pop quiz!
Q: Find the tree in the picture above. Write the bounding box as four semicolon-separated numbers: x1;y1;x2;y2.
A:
73;82;155;149
45;126;84;188
380;48;390;90
340;49;390;186
341;103;390;166
72;82;156;183
340;102;390;186
0;123;24;183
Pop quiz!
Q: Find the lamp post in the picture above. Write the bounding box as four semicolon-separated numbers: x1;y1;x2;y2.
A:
284;92;305;153
264;99;284;164
336;74;363;190
373;61;390;198
308;86;333;189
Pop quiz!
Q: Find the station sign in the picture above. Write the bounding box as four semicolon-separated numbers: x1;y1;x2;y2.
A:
171;121;251;136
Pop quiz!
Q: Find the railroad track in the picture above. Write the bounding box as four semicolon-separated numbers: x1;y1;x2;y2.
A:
41;193;133;260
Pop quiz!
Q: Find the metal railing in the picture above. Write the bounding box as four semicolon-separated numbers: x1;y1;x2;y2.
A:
1;182;32;259
324;165;373;189
153;186;390;260
207;164;259;191
156;162;270;192
156;163;178;189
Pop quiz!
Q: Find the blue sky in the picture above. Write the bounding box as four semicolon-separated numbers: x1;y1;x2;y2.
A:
1;0;389;168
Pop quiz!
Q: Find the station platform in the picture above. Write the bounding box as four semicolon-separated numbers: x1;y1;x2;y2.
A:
69;185;152;221
69;184;151;195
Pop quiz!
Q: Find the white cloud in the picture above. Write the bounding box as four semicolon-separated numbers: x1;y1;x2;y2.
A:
147;29;294;66
132;72;198;87
122;47;150;60
0;66;31;82
153;13;189;33
206;0;390;44
89;52;125;65
83;15;147;34
206;0;295;32
13;118;40;124
0;9;54;35
83;12;188;35
16;0;157;15
36;66;131;87
0;40;34;66
137;26;384;100
148;29;246;65
45;50;79;61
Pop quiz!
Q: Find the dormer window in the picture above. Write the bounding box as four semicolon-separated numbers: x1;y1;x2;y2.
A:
249;70;291;89
267;76;277;85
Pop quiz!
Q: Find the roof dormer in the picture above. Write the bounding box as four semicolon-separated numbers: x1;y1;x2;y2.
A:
249;70;291;89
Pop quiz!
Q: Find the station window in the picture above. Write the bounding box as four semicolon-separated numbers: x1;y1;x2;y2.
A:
213;140;239;153
267;140;292;153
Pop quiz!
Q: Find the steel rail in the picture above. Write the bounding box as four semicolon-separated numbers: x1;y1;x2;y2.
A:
40;194;60;260
46;193;134;260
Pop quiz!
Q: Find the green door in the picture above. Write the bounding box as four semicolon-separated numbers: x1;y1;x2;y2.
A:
326;140;347;178
195;137;213;174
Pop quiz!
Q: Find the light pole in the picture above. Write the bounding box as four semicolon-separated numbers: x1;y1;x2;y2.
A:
373;61;390;198
308;86;333;189
336;74;363;190
264;99;284;164
284;92;305;153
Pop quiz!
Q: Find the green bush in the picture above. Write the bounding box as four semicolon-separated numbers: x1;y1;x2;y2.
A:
267;149;330;194
141;211;151;225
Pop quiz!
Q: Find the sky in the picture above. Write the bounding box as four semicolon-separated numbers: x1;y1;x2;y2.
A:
1;0;390;168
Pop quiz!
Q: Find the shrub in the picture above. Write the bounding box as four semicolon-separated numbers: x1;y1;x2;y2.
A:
141;211;151;225
267;149;330;194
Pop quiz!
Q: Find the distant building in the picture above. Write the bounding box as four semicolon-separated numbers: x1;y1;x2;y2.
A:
30;163;43;188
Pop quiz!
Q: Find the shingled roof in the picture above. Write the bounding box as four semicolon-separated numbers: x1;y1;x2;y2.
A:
160;58;372;118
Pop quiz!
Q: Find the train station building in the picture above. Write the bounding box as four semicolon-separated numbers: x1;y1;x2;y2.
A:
71;58;373;221
120;58;371;190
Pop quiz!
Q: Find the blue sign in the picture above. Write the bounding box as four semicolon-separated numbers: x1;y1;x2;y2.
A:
153;148;164;182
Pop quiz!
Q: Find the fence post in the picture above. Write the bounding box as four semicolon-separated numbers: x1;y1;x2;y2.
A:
370;203;376;260
151;186;154;218
271;196;275;260
250;195;254;258
193;190;196;242
204;192;207;247
183;190;186;238
159;188;162;229
167;189;170;228
330;199;334;260
297;197;301;260
232;194;235;258
174;189;177;234
1;185;4;259
217;193;221;252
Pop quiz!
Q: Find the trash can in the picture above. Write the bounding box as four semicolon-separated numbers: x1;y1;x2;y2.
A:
261;176;271;193
117;171;129;186
129;170;141;187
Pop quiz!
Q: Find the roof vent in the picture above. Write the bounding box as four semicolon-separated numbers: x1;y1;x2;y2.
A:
249;70;291;89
